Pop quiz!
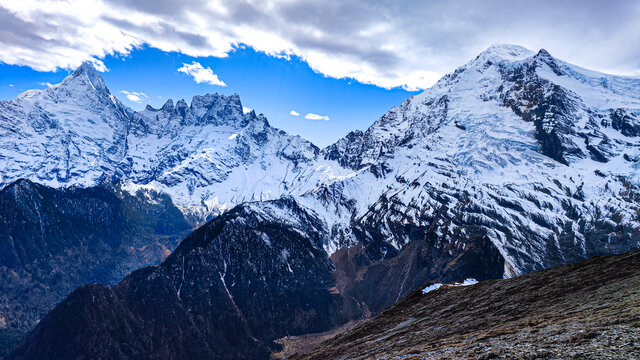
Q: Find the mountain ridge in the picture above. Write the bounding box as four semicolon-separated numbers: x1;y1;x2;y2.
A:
0;178;192;357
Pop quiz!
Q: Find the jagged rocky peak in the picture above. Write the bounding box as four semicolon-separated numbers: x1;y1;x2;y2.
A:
13;61;116;107
161;98;174;111
137;92;262;129
188;92;244;126
65;61;108;91
144;99;174;112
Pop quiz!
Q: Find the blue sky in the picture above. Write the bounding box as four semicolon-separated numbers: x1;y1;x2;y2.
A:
0;46;417;147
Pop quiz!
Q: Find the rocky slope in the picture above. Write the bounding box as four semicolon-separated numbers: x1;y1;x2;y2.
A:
0;180;191;357
294;251;640;359
8;199;361;360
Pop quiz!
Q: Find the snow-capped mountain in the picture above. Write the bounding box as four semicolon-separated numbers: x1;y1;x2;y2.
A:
1;45;638;276
124;95;350;218
0;64;349;220
0;63;132;186
310;44;640;275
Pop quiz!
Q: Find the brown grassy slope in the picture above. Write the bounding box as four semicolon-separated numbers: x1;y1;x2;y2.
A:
296;251;640;360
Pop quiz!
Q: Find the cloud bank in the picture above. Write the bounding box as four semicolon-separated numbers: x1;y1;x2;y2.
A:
0;0;638;90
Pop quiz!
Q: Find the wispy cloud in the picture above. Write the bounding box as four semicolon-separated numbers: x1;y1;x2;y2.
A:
8;84;14;87
120;90;148;103
89;59;109;72
38;82;54;88
177;62;226;86
289;110;300;116
305;113;330;121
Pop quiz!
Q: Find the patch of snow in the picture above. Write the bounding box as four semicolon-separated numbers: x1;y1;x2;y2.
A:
422;283;443;294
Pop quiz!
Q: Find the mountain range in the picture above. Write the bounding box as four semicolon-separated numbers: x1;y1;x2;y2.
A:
1;44;639;358
0;63;347;220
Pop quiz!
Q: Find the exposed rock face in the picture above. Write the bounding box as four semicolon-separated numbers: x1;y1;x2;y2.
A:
610;108;640;137
9;199;359;360
0;180;191;357
295;251;640;360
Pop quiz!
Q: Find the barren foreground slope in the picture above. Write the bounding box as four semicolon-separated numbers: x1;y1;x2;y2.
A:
295;251;640;359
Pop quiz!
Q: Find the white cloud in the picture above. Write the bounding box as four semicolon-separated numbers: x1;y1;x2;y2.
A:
89;59;109;72
177;61;226;86
242;106;251;113
8;84;14;87
38;82;54;88
0;1;638;90
289;110;300;116
305;113;329;121
120;90;147;103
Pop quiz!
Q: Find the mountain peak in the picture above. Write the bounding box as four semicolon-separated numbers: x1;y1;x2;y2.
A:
64;61;108;92
475;43;535;63
536;48;552;57
530;48;565;76
189;93;246;127
161;99;174;111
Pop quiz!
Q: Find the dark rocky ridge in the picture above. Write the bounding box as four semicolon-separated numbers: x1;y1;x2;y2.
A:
7;195;514;360
295;251;640;359
330;235;504;316
9;199;360;360
0;180;192;357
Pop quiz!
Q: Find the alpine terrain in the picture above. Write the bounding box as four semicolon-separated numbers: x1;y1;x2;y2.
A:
2;44;639;359
0;63;348;356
